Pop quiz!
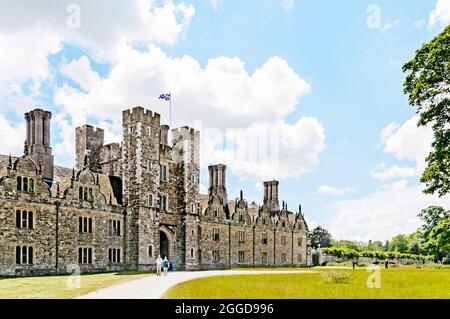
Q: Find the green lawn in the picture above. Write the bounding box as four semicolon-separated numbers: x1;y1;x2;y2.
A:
0;271;153;299
163;267;450;299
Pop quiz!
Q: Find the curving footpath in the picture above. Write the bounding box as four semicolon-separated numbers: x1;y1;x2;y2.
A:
77;270;313;299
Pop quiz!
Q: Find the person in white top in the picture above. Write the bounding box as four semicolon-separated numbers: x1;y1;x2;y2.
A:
156;255;163;276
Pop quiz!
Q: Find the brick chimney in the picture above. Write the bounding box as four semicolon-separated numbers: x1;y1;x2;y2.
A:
208;164;228;203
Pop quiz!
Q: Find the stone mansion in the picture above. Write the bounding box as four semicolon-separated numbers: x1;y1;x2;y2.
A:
0;106;308;276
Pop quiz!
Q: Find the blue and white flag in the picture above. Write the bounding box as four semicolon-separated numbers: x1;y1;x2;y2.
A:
158;93;171;101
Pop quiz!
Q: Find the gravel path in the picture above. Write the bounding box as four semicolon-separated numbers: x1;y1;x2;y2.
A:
77;269;314;299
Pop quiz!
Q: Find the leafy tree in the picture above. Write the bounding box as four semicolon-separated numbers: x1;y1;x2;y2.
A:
389;234;410;253
402;25;450;196
308;226;333;249
407;231;425;255
366;240;384;251
418;206;449;239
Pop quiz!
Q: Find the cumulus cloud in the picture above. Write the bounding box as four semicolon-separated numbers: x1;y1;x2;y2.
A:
0;0;195;60
60;56;101;91
0;114;26;155
318;185;356;195
327;115;439;241
383;116;433;164
52;45;323;181
327;184;450;241
54;46;311;127
200;118;325;181
428;0;450;29
372;116;433;182
371;163;418;181
0;0;195;130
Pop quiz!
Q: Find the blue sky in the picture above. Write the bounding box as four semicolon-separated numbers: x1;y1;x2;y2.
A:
1;0;450;241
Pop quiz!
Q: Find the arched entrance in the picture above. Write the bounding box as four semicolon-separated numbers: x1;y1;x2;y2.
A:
160;231;169;259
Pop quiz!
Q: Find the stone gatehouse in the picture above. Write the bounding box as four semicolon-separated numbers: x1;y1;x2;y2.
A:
0;106;308;276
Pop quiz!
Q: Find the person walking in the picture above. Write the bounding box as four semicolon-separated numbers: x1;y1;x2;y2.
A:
156;255;162;276
172;260;177;272
162;256;169;276
384;259;389;269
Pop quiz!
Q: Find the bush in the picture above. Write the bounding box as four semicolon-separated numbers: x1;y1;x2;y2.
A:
321;271;353;284
442;257;450;265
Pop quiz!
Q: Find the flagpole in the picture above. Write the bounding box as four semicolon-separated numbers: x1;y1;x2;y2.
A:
169;92;172;129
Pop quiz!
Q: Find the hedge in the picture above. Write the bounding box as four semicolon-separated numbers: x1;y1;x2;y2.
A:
321;247;432;261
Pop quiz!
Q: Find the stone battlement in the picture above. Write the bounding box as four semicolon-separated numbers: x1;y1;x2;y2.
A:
172;126;200;142
122;106;160;126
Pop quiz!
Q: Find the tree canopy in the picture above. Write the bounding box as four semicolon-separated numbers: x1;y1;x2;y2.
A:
402;25;450;196
308;226;333;249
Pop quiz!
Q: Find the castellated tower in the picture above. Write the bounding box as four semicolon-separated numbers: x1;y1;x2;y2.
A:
24;109;54;186
263;180;280;212
75;125;104;171
122;106;162;270
172;126;200;270
208;164;228;204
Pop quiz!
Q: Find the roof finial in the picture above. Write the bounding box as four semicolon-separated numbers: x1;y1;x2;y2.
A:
56;182;60;197
240;189;243;200
7;153;12;168
72;167;75;179
24;140;29;156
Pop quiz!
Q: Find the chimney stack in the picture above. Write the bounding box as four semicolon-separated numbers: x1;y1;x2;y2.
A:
208;164;228;203
160;125;169;145
263;180;280;212
25;109;54;186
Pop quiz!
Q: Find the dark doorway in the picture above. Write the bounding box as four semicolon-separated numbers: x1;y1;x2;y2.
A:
160;231;169;259
312;253;319;266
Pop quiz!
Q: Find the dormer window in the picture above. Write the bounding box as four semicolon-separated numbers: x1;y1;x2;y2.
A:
16;176;34;193
79;187;93;202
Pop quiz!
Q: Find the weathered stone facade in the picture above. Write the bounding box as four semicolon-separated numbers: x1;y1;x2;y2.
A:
0;106;308;276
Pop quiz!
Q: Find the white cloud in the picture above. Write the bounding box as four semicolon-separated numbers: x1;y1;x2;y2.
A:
60;56;101;91
318;185;356;195
384;116;433;164
428;0;450;29
282;0;295;11
0;114;26;155
53;45;322;181
327;184;450;241
54;46;311;126
200;118;325;181
373;116;433;182
0;0;195;61
382;179;409;191
371;163;418;181
0;0;195;131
